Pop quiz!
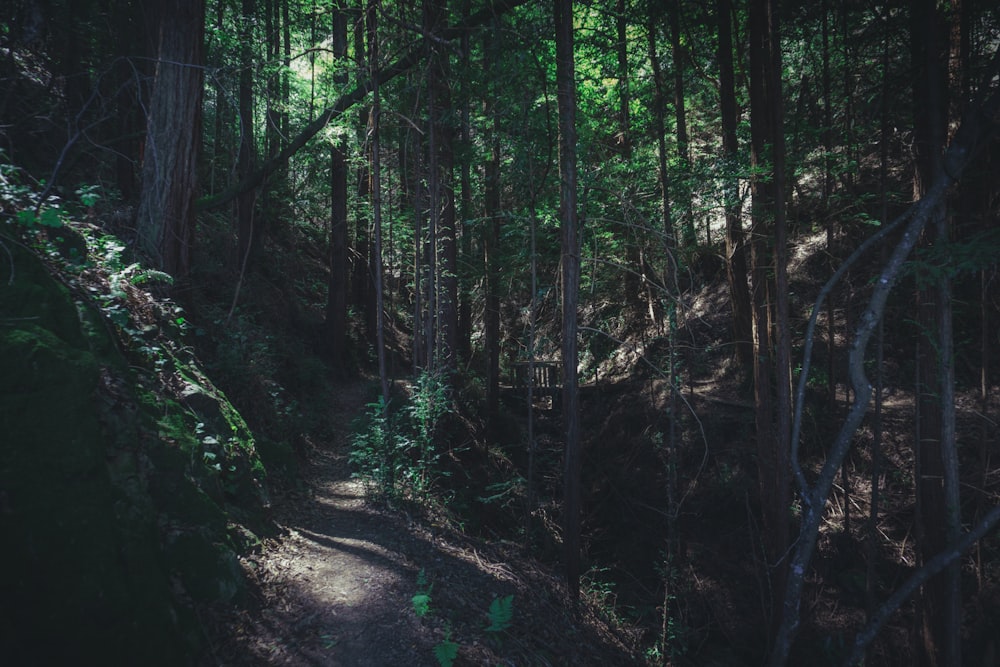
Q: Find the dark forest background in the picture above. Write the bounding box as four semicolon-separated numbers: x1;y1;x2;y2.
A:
3;0;1000;665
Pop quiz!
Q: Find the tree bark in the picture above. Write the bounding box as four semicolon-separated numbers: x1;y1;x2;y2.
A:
669;0;695;247
617;0;641;315
911;1;962;663
748;0;791;642
483;23;502;428
236;0;257;271
326;1;350;377
554;0;581;603
136;0;205;279
717;0;752;370
425;0;457;369
457;0;474;363
647;3;673;258
352;3;374;346
367;1;389;407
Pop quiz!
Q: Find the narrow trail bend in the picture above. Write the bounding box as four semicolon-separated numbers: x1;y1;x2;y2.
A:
222;380;436;665
214;379;636;666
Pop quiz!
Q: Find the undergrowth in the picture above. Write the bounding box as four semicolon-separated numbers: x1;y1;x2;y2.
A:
350;369;452;502
409;567;515;667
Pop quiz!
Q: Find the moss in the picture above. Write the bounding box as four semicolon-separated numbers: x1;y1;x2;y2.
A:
0;318;186;664
0;236;278;661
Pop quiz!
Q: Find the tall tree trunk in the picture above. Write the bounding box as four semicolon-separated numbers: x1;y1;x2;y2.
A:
326;1;350;377
236;0;257;271
669;0;695;247
136;0;205;280
821;0;837;410
484;25;502;428
281;0;291;141
911;1;961;664
866;11;891;661
351;2;374;346
617;0;641;315
717;0;752;370
369;1;388;406
647;4;673;258
423;9;438;369
426;0;457;369
457;0;473;363
554;0;581;603
748;0;790;641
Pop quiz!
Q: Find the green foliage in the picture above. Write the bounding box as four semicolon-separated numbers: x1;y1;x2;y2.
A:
15;206;63;228
905;228;1000;288
412;569;433;618
350;370;454;502
485;594;514;633
350;396;404;500
404;369;452;495
433;629;459;667
409;566;516;665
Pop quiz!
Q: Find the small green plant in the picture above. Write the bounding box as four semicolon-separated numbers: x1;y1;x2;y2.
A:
411;569;433;618
350;397;404;500
485;594;514;633
404;369;451;495
351;370;454;502
433;627;459;667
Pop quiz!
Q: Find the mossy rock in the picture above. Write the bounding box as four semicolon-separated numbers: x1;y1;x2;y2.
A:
0;305;186;662
0;241;259;663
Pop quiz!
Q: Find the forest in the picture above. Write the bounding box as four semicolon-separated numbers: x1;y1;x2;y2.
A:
3;0;1000;665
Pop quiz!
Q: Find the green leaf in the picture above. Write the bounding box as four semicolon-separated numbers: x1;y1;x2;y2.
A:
433;635;458;667
15;209;35;227
485;594;513;633
412;592;432;618
38;207;63;228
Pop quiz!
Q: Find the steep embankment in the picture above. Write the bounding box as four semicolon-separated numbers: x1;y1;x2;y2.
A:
0;235;271;664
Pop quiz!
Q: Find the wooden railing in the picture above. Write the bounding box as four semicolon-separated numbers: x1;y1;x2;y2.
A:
511;361;561;397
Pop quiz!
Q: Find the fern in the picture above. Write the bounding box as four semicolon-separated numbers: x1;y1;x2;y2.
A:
411;568;433;618
433;630;459;667
485;594;514;633
412;591;432;618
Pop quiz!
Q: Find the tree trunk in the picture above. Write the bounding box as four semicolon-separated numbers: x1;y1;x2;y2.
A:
717;0;752;370
457;0;474;363
484;25;502;427
669;0;695;247
554;0;581;603
617;0;641;315
426;0;457;369
352;2;374;347
911;1;961;663
326;2;350;377
136;0;205;280
367;0;389;406
236;0;257;271
748;0;791;640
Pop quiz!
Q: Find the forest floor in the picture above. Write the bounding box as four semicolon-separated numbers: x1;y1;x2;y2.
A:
206;378;638;666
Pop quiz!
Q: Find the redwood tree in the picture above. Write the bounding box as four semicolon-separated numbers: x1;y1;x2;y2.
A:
554;0;581;602
136;0;206;279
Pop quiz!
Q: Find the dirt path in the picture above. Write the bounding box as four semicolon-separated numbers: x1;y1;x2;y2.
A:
212;380;637;666
218;380;435;665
